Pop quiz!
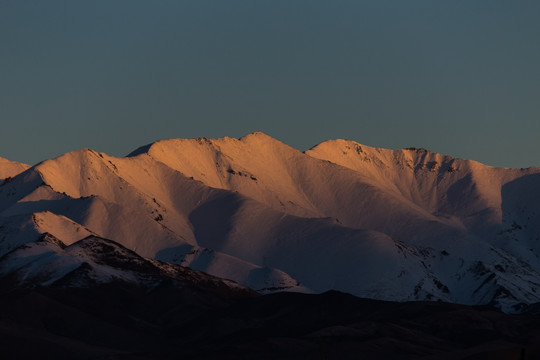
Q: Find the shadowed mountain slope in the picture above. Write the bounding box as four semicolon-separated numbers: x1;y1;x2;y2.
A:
2;133;540;311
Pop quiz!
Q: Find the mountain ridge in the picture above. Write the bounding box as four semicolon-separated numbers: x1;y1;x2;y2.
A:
0;156;30;180
1;132;540;312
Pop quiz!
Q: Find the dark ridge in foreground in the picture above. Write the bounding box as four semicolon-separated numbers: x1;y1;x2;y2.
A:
1;283;539;360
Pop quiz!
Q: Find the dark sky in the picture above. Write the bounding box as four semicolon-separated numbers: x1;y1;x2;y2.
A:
2;1;540;167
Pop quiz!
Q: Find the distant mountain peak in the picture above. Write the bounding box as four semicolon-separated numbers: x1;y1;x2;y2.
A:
3;133;540;312
0;156;30;180
240;131;278;142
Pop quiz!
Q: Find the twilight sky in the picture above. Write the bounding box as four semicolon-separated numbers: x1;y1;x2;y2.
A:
1;1;539;167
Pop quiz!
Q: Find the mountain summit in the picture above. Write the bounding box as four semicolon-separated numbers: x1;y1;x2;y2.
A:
0;157;29;180
1;132;540;312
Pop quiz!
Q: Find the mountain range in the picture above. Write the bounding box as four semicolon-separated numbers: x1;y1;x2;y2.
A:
2;132;540;313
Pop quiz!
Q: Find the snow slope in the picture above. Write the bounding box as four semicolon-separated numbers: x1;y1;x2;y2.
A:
1;133;540;312
0;232;254;296
0;157;29;181
0;148;304;293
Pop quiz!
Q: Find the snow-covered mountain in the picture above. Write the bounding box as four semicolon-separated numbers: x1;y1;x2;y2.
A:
1;132;540;312
0;156;29;181
0;231;255;298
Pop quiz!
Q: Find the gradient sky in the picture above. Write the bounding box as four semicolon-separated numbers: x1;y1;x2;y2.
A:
1;1;540;167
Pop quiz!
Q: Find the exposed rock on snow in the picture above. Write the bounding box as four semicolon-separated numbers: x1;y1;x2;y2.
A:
2;133;540;312
0;233;255;296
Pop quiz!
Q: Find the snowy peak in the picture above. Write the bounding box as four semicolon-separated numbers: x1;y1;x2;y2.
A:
306;138;540;226
127;133;320;217
239;131;300;151
33;148;116;198
0;156;30;181
0;233;256;296
306;139;475;178
2;133;540;312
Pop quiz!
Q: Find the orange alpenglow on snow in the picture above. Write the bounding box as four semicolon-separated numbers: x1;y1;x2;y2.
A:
1;132;540;312
0;157;30;181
